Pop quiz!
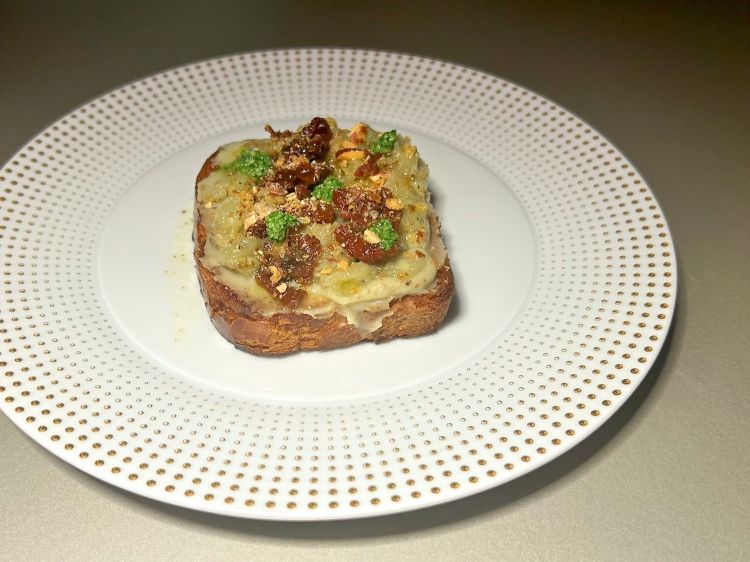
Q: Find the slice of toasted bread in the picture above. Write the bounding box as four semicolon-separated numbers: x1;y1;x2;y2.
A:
193;118;453;356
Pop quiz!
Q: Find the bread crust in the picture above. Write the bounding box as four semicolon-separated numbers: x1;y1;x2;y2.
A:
193;146;454;356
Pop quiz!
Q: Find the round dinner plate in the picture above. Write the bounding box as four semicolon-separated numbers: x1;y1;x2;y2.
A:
0;48;676;520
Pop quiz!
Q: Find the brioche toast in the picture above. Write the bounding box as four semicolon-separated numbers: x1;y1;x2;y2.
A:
193;118;453;355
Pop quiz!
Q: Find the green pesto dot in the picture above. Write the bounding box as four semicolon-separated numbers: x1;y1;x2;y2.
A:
369;130;398;154
226;149;273;180
311;177;343;202
369;218;398;250
265;210;297;242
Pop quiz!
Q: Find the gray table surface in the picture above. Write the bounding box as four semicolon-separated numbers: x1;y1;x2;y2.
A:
1;2;748;560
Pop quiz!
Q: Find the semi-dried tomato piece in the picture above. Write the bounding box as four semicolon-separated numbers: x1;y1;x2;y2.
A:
255;272;306;308
281;199;335;225
303;201;336;224
354;153;381;178
332;186;402;227
334;222;399;264
295;185;311;199
246;218;267;238
262;117;334;195
287;233;322;284
300;117;333;141
279;117;332;161
266;157;330;195
255;233;323;305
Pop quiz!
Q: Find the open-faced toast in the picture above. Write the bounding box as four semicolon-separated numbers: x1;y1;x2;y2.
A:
193;118;453;355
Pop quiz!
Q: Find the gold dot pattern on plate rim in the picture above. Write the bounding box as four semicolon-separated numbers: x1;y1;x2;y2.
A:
0;48;676;519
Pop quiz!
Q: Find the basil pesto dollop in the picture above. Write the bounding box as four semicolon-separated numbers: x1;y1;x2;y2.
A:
311;177;343;202
265;210;298;242
369;130;398;154
226;148;273;180
369;218;398;250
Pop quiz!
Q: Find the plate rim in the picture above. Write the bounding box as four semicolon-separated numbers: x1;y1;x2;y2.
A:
0;46;678;521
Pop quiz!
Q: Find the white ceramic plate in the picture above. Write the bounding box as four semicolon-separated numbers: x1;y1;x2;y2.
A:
0;49;676;520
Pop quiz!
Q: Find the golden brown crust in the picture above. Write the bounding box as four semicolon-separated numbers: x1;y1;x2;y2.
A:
193;148;454;356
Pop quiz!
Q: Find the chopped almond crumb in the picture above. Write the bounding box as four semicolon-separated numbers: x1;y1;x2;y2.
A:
243;213;257;230
337;259;349;271
337;149;367;160
349;123;368;144
254;202;276;219
369;174;386;188
275;282;288;293
363;229;381;244
385;197;403;210
268;265;282;285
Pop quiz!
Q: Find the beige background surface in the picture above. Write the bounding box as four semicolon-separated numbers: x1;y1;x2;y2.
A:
1;2;748;560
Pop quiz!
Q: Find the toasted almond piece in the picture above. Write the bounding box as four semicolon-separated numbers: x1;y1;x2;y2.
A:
349;122;368;144
336;149;367;161
340;141;358;149
255;202;276;219
363;229;381;244
269;265;282;285
297;216;311;224
243;213;257;230
275;282;288;293
336;259;349;271
385;197;404;210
